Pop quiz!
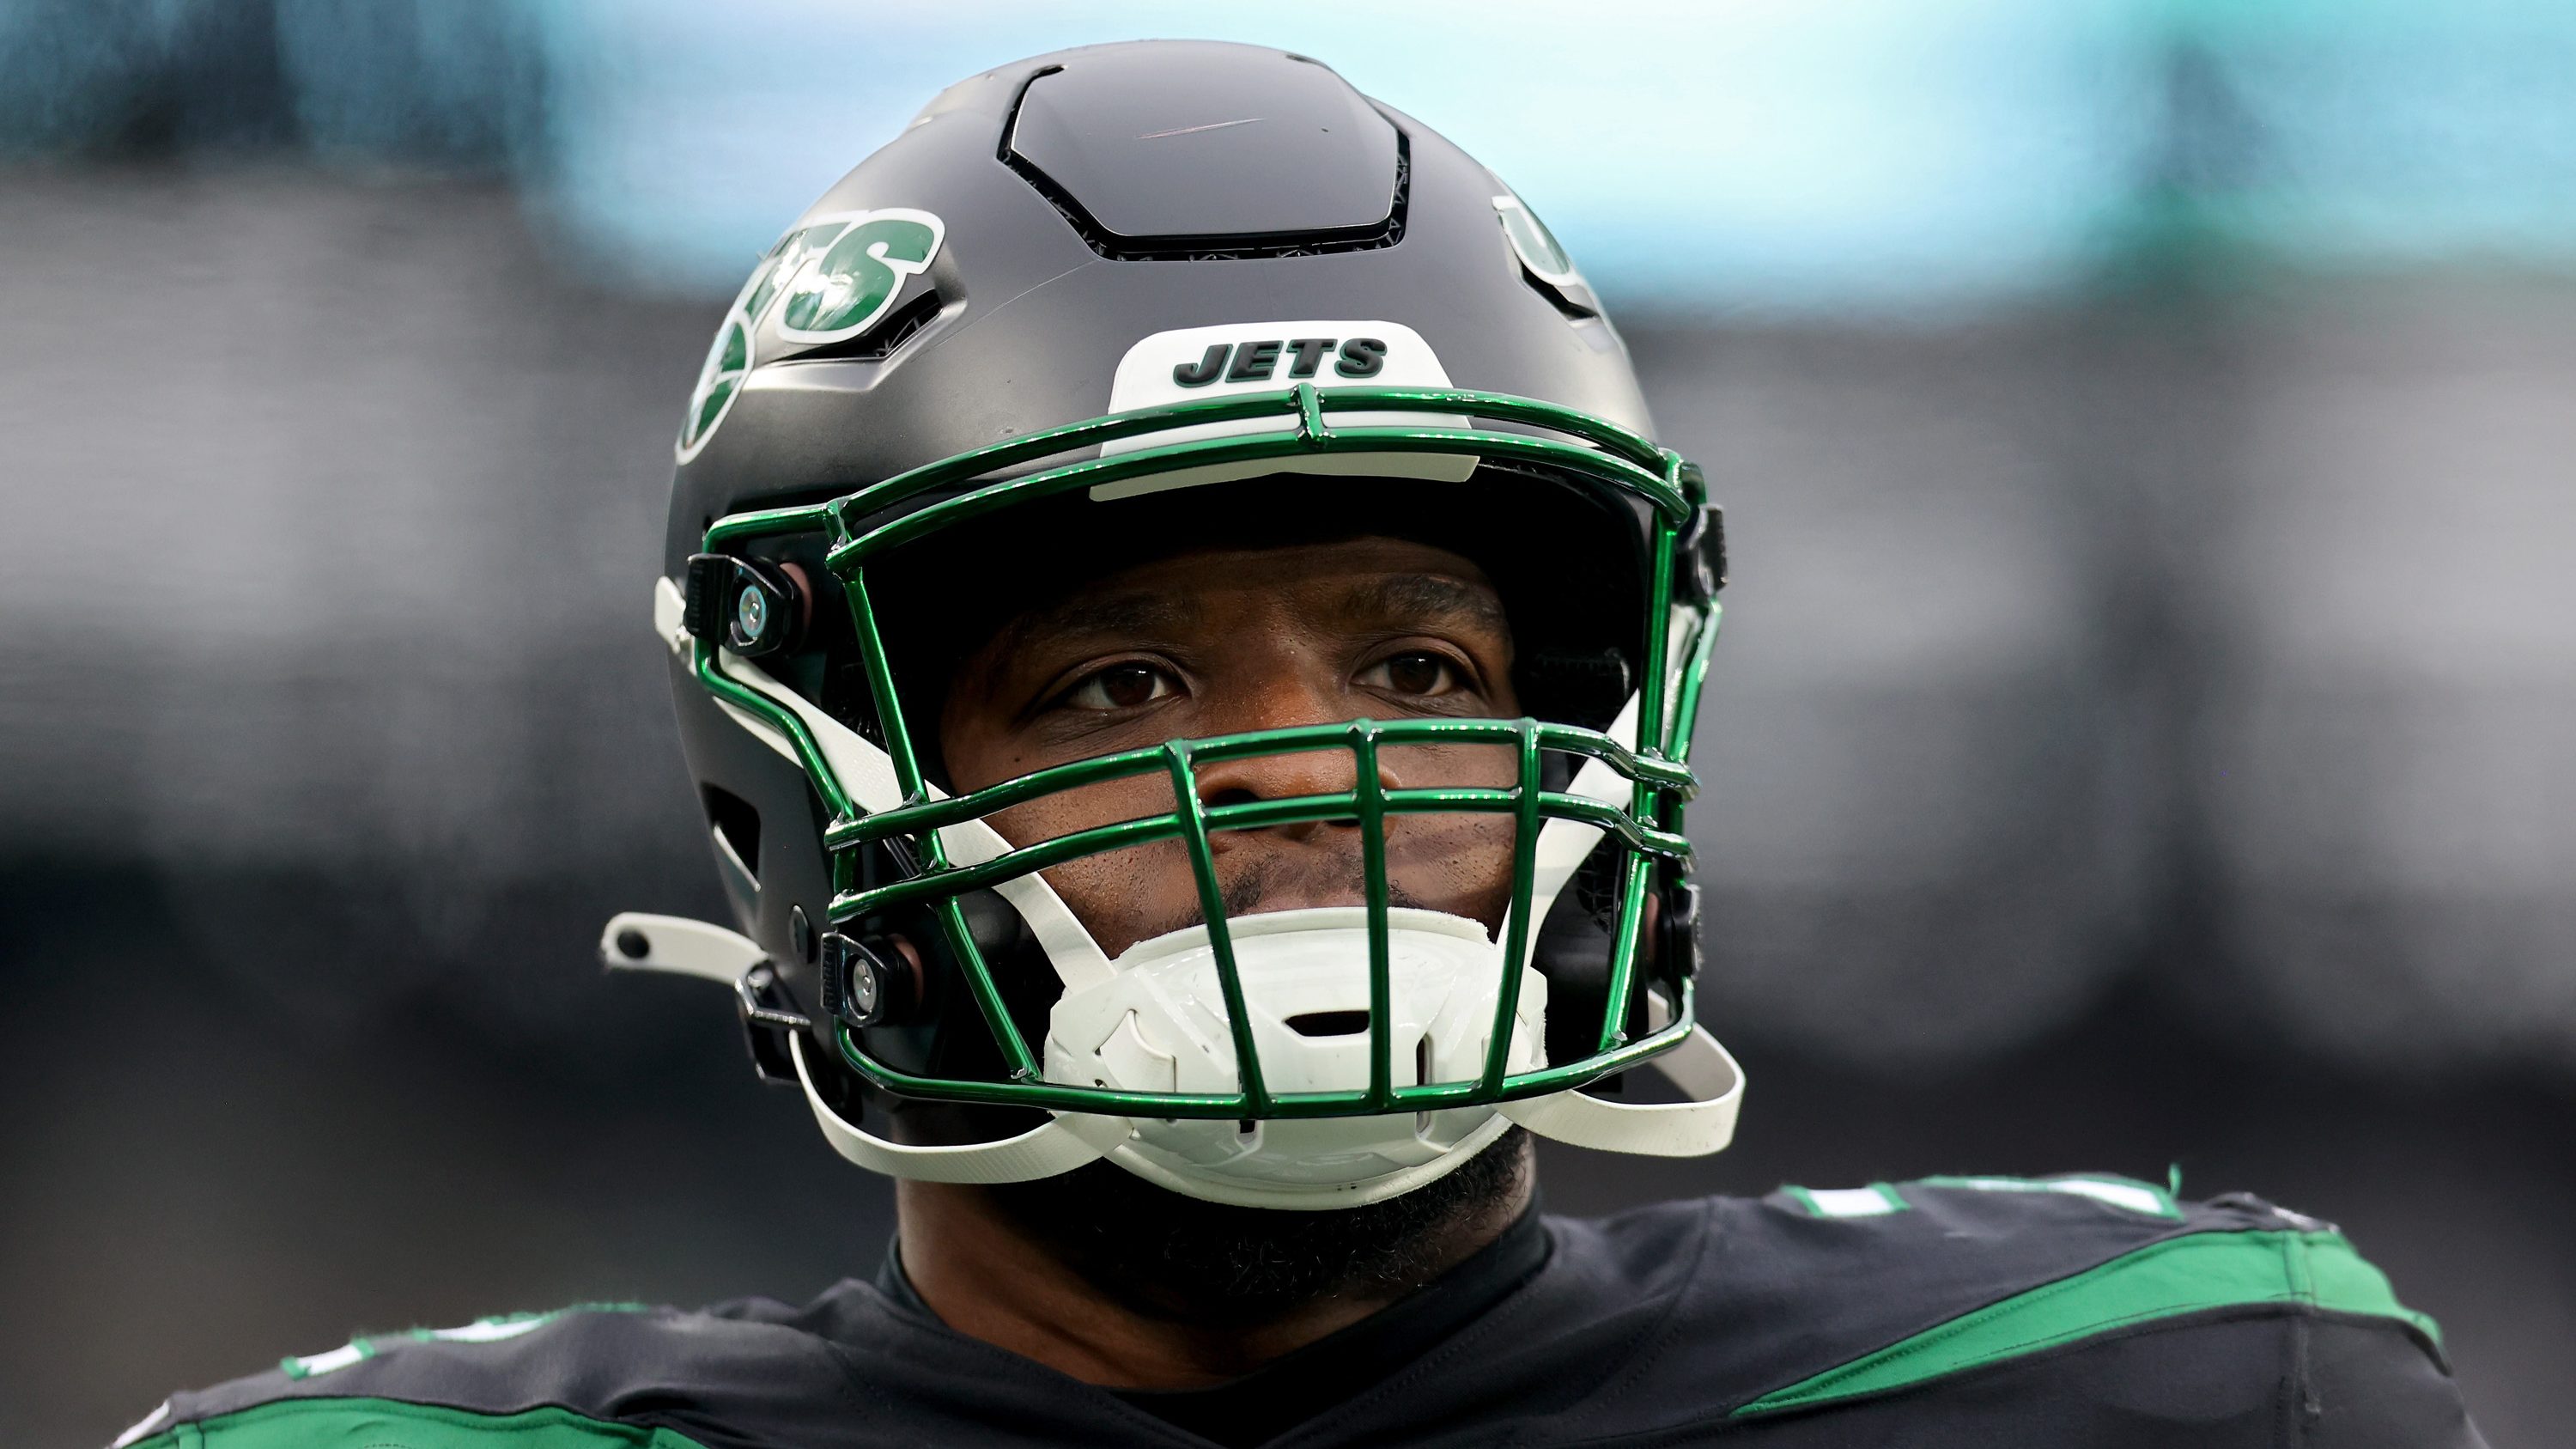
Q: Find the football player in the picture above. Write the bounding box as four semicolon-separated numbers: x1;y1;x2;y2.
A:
123;40;2482;1448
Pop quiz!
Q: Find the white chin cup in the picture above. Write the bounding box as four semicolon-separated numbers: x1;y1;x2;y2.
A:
1043;906;1548;1210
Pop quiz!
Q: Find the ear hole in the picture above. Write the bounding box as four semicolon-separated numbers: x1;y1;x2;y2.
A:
701;785;762;885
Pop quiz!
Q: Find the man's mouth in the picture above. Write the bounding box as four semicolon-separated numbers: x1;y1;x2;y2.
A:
1128;847;1438;947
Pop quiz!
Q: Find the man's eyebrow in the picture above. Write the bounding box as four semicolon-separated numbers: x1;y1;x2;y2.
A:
994;591;1201;654
1334;574;1509;631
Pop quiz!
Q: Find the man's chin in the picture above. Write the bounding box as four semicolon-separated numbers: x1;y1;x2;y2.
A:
982;1128;1534;1327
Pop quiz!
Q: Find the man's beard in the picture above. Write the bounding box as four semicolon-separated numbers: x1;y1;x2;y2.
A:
965;816;1532;1324
980;1127;1532;1327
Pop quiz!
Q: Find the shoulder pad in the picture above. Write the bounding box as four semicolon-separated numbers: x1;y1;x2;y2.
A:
128;1301;844;1449
1774;1171;2191;1221
1724;1173;2440;1418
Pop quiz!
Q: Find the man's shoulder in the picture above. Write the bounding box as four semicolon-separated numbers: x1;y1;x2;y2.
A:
118;1295;857;1449
1563;1169;2371;1311
113;1179;2474;1449
1525;1172;2471;1442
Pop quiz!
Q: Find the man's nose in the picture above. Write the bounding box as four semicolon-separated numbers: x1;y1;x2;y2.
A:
1187;675;1399;828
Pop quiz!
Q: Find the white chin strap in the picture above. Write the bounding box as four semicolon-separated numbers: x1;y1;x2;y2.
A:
624;578;1746;1205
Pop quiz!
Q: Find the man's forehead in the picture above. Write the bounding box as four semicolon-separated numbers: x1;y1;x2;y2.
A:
998;539;1507;652
1334;572;1508;630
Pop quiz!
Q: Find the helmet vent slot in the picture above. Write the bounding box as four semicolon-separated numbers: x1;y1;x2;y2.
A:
701;785;762;884
1285;1009;1370;1038
789;289;947;364
1520;263;1601;321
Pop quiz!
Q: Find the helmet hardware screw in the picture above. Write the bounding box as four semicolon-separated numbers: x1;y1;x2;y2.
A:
829;928;891;1020
693;555;803;658
822;931;905;1027
848;952;882;1018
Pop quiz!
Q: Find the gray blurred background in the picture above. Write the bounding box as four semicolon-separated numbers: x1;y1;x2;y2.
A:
2;3;2569;1445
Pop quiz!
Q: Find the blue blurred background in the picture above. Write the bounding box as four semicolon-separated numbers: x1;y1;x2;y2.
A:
2;3;2569;1443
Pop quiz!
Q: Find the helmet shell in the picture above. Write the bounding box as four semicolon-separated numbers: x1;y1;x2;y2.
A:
662;39;1662;1109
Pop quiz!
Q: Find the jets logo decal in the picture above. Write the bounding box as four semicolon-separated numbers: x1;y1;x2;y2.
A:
677;208;945;461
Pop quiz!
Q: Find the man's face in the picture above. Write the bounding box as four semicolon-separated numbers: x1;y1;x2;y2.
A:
939;535;1523;961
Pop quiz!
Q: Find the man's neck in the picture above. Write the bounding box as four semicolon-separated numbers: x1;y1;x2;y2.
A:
894;1160;1533;1389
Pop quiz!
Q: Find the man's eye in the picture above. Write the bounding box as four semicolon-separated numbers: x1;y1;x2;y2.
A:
1063;662;1179;710
1363;651;1463;698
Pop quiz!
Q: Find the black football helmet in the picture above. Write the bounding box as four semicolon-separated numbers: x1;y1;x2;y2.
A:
604;40;1741;1209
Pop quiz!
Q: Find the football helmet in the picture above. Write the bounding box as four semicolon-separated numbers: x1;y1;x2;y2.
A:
605;40;1741;1209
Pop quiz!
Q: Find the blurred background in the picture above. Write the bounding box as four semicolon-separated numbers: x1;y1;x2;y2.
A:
2;1;2568;1443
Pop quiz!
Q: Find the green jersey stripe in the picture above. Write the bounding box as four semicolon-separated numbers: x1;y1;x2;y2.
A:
127;1397;708;1449
1735;1229;2440;1417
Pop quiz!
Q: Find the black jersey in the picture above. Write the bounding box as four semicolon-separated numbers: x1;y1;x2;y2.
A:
123;1176;2481;1448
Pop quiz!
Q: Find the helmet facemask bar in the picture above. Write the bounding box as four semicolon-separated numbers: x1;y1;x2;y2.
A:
690;381;1719;1123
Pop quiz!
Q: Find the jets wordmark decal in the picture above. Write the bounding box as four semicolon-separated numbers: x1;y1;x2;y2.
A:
1168;335;1388;387
1097;320;1473;496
